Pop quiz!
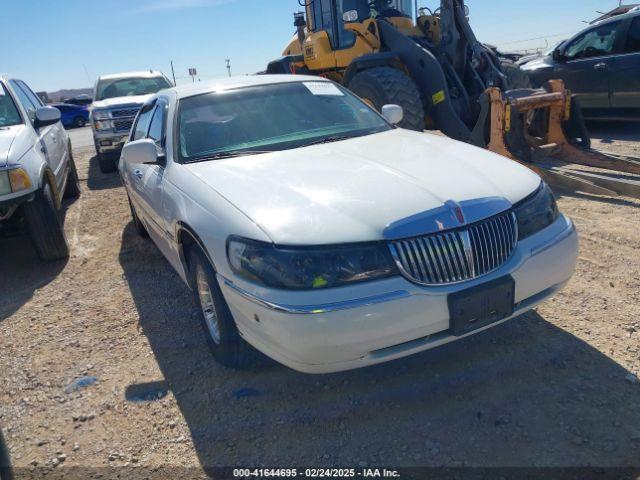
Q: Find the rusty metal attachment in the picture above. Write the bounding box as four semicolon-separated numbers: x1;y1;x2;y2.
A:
486;80;640;198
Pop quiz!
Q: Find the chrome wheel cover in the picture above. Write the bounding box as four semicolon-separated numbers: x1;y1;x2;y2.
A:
196;265;221;344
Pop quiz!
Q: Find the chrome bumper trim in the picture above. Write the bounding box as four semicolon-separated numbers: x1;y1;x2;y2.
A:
222;278;411;315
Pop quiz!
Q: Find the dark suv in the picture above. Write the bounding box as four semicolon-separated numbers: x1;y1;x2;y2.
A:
521;10;640;120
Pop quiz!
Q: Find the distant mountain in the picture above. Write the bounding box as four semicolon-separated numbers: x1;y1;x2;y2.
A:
47;87;93;103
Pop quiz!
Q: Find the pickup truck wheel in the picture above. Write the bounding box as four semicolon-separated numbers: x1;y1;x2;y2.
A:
127;196;148;238
23;182;70;261
98;153;118;174
63;148;81;199
188;248;253;369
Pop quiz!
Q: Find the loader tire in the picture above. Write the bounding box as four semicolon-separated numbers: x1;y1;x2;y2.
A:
348;67;425;131
501;60;531;90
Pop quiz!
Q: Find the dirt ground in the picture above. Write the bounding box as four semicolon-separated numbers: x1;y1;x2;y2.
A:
1;124;639;478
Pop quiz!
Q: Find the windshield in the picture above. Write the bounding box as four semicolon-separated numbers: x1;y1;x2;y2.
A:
96;76;171;101
177;81;391;163
0;84;22;127
373;0;413;18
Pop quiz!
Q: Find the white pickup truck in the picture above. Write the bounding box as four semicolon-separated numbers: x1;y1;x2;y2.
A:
90;71;172;173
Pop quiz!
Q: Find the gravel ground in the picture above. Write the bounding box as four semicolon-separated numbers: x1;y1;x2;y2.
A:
1;125;639;478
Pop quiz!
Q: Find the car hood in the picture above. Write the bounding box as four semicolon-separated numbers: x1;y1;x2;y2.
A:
186;129;541;245
0;125;24;167
91;94;152;110
521;55;554;71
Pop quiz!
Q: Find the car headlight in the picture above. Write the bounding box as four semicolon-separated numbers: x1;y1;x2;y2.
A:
514;182;559;240
227;237;398;290
92;110;111;120
94;120;114;131
0;168;32;195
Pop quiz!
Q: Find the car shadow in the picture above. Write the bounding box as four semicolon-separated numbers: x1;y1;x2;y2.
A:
587;121;640;145
0;427;12;480
119;222;640;469
86;155;122;191
0;195;75;321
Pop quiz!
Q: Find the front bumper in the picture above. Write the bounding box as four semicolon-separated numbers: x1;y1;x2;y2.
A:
92;129;129;154
220;215;578;374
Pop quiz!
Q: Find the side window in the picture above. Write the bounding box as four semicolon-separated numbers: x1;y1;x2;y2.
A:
147;101;166;145
625;17;640;53
8;80;37;121
132;103;155;141
565;21;623;60
17;81;44;108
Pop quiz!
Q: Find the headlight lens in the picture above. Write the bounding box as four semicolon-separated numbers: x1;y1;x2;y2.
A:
514;182;559;240
227;237;397;290
0;171;11;195
94;120;114;131
92;110;111;120
0;168;32;194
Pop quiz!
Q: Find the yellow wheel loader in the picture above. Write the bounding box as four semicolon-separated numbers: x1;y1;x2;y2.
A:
267;0;640;198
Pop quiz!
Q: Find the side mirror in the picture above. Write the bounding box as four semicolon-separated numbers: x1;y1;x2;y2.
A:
552;48;566;62
381;104;404;126
34;106;61;128
121;138;164;167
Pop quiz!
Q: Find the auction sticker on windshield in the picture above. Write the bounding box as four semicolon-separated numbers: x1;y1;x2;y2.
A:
304;82;344;96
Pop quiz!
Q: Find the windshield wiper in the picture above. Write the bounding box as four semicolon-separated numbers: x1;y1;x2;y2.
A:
300;134;361;148
185;150;272;163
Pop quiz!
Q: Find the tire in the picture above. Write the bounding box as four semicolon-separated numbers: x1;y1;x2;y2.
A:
98;152;118;173
188;248;253;369
501;60;532;90
73;116;86;128
63;146;81;199
23;181;70;261
127;196;148;238
348;67;425;131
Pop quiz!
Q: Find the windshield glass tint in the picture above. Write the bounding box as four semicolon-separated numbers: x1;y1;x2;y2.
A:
0;84;22;127
177;82;391;162
96;77;171;101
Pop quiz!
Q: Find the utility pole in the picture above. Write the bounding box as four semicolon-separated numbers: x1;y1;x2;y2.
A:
226;59;232;78
170;60;176;86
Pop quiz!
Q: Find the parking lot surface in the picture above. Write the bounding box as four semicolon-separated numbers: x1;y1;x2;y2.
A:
1;126;639;476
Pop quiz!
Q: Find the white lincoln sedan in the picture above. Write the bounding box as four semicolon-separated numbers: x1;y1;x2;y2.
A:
119;75;578;374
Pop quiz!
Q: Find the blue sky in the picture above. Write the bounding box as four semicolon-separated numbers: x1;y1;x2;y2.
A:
3;0;625;92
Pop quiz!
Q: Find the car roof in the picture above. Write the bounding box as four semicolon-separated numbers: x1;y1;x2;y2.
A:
592;8;640;26
97;71;166;81
170;74;331;100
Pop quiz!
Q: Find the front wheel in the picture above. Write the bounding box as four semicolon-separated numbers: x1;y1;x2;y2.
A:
73;116;86;128
188;248;253;369
23;182;70;261
348;67;425;131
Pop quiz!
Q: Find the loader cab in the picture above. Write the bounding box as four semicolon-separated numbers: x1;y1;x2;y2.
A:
302;0;415;73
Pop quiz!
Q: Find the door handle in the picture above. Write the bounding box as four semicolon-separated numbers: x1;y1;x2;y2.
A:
133;169;144;179
594;62;607;70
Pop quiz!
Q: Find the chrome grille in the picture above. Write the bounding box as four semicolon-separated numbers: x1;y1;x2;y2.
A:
111;107;140;118
389;211;518;285
113;118;135;133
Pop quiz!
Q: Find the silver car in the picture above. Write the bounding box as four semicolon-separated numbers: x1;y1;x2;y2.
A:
0;75;80;260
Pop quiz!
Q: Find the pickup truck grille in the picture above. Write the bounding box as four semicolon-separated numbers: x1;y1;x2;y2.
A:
111;107;140;118
389;211;518;286
114;118;135;133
